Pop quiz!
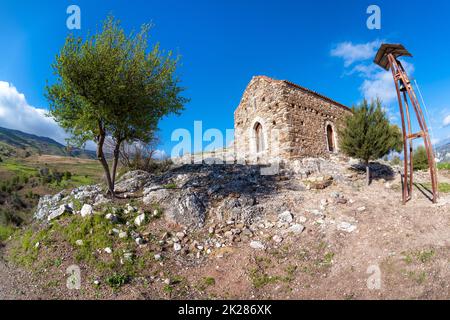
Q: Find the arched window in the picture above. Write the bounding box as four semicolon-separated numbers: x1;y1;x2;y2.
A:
326;124;335;152
254;122;265;153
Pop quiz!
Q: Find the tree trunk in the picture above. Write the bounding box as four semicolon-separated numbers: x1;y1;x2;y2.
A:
365;161;371;186
96;126;115;197
111;140;122;188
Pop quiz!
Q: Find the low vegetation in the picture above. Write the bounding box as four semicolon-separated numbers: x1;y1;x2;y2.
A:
339;99;402;185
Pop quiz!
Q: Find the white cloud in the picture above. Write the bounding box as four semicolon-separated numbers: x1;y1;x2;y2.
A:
360;61;415;105
0;81;70;146
444;114;450;127
153;149;168;160
331;40;383;67
331;40;416;107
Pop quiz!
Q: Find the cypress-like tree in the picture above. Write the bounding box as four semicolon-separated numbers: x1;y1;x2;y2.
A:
339;99;403;185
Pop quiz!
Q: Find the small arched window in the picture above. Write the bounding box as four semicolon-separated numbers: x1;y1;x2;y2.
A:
254;122;265;153
326;124;335;152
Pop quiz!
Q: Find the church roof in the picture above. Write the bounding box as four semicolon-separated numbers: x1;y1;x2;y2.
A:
255;75;351;112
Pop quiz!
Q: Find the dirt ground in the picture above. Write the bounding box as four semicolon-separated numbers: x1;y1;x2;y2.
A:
0;168;449;300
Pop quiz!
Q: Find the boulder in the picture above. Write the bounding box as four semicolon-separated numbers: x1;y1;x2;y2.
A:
286;224;305;234
47;204;73;221
134;213;146;227
250;241;265;250
80;204;93;217
337;222;357;233
115;170;151;194
278;211;293;223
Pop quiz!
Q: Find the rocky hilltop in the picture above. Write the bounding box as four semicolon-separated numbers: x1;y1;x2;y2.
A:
8;156;445;300
32;157;401;254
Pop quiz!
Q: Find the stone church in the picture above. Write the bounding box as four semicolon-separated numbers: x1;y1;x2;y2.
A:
234;76;352;163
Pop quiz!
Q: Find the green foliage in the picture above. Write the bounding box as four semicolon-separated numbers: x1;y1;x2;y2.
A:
437;162;450;170
391;155;401;166
106;273;130;289
10;228;52;267
413;146;429;171
57;215;114;265
339;99;403;164
419;182;450;193
196;276;216;291
0;225;15;242
163;183;177;189
46;15;188;194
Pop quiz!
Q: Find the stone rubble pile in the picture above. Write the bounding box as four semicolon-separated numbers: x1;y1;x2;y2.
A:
33;158;382;257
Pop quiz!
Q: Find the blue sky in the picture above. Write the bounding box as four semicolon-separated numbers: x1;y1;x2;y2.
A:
0;0;449;155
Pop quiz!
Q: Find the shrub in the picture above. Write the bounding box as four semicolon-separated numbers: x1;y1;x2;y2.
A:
0;224;15;242
413;146;429;171
106;273;130;289
64;171;72;180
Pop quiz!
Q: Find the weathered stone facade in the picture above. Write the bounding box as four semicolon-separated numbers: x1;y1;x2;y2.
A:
234;76;352;163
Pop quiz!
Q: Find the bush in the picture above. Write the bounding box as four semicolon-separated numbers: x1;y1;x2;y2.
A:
64;171;72;180
0;224;15;242
413;146;429;171
391;156;401;166
106;273;130;289
437;162;450;170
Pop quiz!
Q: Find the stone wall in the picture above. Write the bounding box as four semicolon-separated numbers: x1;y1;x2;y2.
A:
234;76;352;163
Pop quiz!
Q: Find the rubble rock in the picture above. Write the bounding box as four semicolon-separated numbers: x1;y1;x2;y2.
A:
250;241;265;250
337;222;357;233
80;204;93;217
278;211;294;223
114;170;151;194
134;213;146;227
286;224;305;234
47;204;72;221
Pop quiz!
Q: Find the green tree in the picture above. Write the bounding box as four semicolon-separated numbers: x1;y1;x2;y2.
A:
339;99;403;185
46;16;187;196
413;146;429;171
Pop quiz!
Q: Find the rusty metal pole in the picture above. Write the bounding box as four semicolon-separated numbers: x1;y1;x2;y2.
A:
388;54;409;204
402;91;414;194
386;53;439;204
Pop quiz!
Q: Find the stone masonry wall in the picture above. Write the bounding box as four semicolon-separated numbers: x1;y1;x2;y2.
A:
234;76;352;163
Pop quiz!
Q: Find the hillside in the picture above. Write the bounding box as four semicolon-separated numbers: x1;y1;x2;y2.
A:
0;126;96;159
436;141;450;162
1;159;449;299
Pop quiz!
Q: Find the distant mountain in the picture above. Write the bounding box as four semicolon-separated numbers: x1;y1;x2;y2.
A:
436;139;450;162
436;140;450;162
0;126;96;159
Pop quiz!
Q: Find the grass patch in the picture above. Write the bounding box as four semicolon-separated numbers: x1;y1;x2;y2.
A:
55;214;115;267
0;224;15;242
437;162;450;170
0;160;37;176
9;228;53;267
416;249;435;263
407;271;427;285
402;248;435;264
249;268;281;289
418;182;450;193
106;273;131;289
196;277;216;291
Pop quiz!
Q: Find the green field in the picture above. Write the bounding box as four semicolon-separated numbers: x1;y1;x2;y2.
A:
0;155;103;227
